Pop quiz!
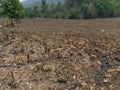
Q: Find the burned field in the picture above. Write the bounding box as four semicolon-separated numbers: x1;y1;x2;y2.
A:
0;18;120;90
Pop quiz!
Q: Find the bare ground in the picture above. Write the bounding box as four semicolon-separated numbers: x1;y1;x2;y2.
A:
0;18;120;90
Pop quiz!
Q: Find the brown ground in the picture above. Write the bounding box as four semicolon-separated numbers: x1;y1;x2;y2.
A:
0;18;120;90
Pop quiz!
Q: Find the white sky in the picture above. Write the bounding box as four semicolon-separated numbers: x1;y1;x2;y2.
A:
20;0;26;2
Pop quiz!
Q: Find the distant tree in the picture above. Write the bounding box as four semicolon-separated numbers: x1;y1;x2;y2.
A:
81;2;97;19
65;0;84;8
0;0;3;17
65;0;83;19
112;0;120;16
68;8;80;19
24;7;35;18
94;0;114;18
23;0;120;19
52;2;63;18
41;0;48;17
33;5;41;17
1;0;24;26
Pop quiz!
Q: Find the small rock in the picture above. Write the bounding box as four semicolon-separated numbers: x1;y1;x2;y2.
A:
103;79;109;83
96;60;102;65
73;75;76;80
101;29;105;32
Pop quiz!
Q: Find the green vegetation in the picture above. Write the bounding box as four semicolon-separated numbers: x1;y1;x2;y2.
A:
24;0;120;19
0;0;24;26
0;0;120;21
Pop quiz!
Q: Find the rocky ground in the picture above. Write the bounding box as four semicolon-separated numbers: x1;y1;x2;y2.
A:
0;18;120;90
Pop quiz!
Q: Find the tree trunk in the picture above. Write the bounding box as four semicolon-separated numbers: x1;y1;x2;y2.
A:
9;18;14;27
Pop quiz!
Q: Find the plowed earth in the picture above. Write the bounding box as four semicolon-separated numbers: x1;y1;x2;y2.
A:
0;18;120;90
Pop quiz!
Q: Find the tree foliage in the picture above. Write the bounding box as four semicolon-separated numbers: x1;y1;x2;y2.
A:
24;0;120;19
0;0;24;26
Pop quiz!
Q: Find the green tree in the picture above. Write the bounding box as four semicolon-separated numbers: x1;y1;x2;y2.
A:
65;0;84;19
23;0;120;19
81;2;96;19
24;7;35;18
94;0;114;18
0;0;3;17
41;0;48;17
1;0;24;26
112;0;120;16
69;8;80;19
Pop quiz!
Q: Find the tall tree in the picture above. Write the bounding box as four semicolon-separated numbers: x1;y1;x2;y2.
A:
41;0;48;17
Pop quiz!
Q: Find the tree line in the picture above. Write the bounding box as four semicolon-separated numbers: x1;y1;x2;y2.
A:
24;0;120;19
0;0;120;26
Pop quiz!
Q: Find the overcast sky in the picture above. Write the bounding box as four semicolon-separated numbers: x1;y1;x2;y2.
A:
20;0;26;2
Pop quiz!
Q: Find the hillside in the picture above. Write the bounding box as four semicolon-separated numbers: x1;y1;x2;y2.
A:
22;0;65;7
